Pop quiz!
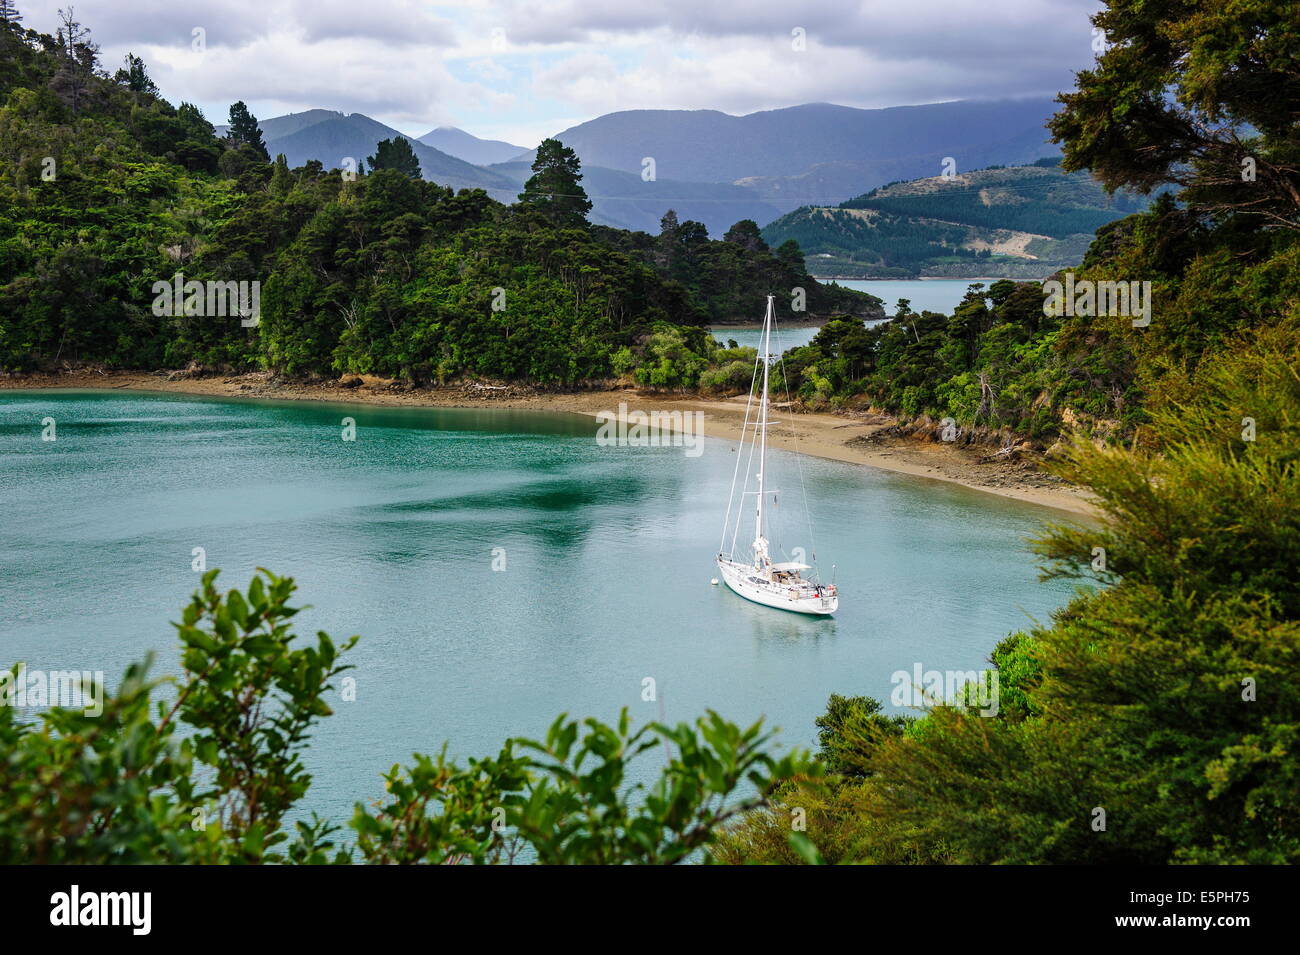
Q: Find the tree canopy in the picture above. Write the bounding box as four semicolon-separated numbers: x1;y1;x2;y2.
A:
0;21;874;384
1050;0;1300;232
366;136;421;178
518;137;592;228
226;100;269;161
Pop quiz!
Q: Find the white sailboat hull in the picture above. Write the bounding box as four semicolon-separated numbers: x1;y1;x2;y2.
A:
717;558;838;616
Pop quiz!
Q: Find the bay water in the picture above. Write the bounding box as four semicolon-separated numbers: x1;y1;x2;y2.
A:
1;390;1079;823
712;278;1022;350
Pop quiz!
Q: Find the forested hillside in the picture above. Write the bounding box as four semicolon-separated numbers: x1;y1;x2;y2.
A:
768;179;1299;439
0;14;876;385
764;159;1147;277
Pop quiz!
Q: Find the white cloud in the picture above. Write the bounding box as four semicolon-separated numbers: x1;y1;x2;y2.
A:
14;0;1103;147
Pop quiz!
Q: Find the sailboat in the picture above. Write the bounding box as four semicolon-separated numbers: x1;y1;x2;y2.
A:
716;295;839;616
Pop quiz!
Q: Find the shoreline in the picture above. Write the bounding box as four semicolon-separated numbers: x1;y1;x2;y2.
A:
2;371;1097;518
813;275;1050;282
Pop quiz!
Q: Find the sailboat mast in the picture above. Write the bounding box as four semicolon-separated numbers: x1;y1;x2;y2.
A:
755;295;773;550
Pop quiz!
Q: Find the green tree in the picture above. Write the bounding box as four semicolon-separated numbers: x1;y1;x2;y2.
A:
813;693;909;779
775;238;806;276
366;137;422;178
226;100;269;161
270;152;292;195
1050;0;1300;230
723;219;768;252
113;52;157;95
518;138;591;228
725;323;1300;864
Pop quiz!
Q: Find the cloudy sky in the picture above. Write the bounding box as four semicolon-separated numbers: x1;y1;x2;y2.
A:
17;0;1104;146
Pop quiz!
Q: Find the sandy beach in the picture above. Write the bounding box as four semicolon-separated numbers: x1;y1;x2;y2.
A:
2;370;1097;518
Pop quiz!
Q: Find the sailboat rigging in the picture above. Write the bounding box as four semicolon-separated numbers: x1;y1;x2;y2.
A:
716;295;839;616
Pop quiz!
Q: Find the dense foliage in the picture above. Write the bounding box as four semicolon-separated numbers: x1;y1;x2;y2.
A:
0;15;876;384
770;275;1147;442
1050;0;1299;233
842;160;1143;239
366;136;420;178
598;210;880;323
719;323;1300;863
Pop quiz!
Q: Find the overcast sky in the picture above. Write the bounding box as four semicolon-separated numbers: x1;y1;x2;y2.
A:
17;0;1104;146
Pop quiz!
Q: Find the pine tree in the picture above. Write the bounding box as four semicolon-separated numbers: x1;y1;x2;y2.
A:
114;53;158;96
775;239;807;277
723;219;768;253
518;138;591;228
227;101;269;162
0;1;22;26
365;138;421;178
270;154;292;195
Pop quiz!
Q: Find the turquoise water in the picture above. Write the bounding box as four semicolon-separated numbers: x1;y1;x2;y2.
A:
712;279;1020;350
1;390;1079;824
711;322;839;353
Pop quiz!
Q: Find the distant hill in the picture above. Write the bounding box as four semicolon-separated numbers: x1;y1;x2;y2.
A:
223;99;1070;238
488;161;781;237
532;99;1062;212
417;127;528;165
763;159;1150;278
735;120;1064;213
219;110;518;196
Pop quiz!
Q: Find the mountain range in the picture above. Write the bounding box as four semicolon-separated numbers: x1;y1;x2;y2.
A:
485;161;784;235
217;109;519;197
232;99;1066;237
416;126;526;165
534;98;1061;208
